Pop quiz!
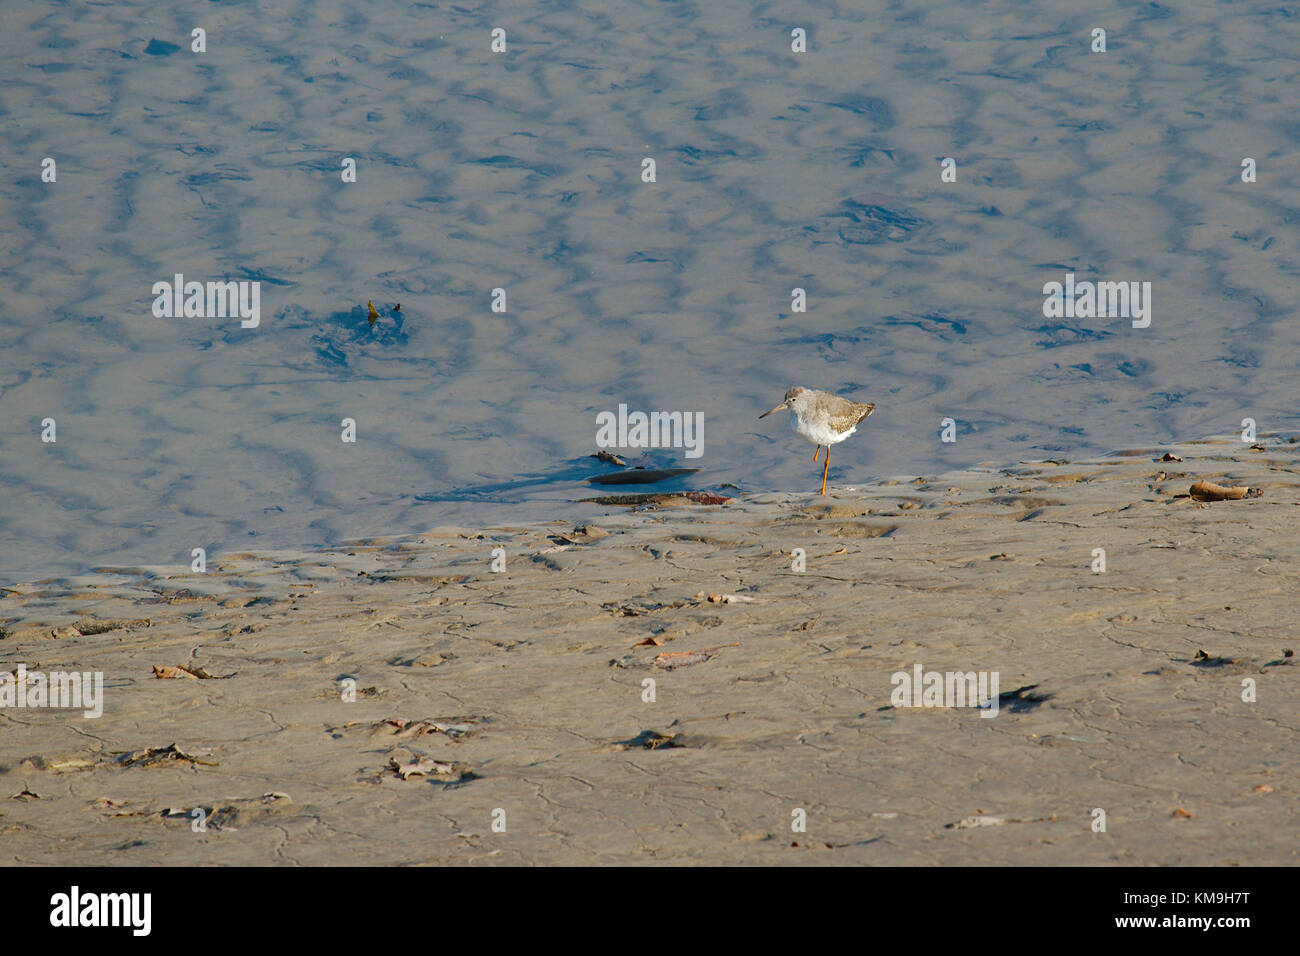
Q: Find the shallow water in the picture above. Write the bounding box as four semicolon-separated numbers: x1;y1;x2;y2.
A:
2;0;1297;579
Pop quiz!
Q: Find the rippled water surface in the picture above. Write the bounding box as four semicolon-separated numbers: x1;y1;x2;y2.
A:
2;0;1298;578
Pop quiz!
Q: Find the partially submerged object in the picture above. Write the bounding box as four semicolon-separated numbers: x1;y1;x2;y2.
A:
585;467;700;485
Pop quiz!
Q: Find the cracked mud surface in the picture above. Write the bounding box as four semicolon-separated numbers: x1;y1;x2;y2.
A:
2;438;1296;864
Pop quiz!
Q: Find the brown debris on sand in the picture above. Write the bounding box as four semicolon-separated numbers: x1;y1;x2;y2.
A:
152;664;230;679
616;730;683;750
388;756;459;780
113;744;219;768
1188;479;1263;501
579;491;731;507
652;643;739;669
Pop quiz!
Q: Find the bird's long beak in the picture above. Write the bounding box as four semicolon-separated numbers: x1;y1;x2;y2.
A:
758;402;787;420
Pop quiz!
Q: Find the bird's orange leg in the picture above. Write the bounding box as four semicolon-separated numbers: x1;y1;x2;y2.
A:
821;447;830;495
812;445;821;462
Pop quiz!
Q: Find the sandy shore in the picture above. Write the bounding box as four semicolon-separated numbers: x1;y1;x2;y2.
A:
2;436;1296;865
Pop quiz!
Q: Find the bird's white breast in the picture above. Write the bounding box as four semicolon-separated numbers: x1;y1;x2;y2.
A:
794;415;855;446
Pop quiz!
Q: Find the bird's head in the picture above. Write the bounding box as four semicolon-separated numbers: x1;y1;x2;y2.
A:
759;386;807;419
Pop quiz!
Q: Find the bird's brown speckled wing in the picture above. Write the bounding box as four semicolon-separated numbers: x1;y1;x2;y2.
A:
819;394;875;433
852;402;876;426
